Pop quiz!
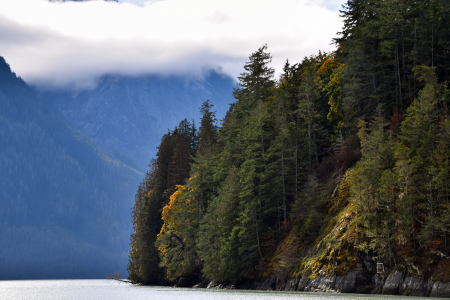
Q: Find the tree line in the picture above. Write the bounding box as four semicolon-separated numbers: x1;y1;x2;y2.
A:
128;0;450;284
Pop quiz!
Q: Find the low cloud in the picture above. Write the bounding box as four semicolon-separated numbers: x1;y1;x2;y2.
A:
0;0;343;90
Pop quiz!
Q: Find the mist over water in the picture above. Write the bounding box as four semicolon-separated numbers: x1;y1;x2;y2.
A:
0;280;442;300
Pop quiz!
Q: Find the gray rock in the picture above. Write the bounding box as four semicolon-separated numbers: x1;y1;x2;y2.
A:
318;275;336;292
224;283;237;289
297;274;339;293
284;278;299;291
400;276;426;296
215;283;229;289
201;271;450;298
206;280;216;289
275;275;287;291
297;274;312;291
252;278;275;290
425;279;435;297
430;281;450;298
192;278;210;288
335;271;357;293
304;274;325;292
298;270;366;294
382;270;404;295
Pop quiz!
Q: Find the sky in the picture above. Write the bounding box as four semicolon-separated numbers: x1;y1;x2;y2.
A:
0;0;345;90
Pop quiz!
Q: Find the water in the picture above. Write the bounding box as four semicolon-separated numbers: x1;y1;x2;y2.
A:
0;280;439;300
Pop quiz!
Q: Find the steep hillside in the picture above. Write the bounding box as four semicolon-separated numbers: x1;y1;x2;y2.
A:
0;57;142;279
35;71;236;172
128;0;450;296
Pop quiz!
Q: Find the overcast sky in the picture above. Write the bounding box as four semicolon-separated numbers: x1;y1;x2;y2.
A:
0;0;345;90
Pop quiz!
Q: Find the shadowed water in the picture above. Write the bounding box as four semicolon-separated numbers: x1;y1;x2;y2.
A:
0;280;441;300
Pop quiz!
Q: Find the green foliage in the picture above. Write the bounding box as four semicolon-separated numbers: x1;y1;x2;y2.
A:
128;119;197;284
305;210;319;236
198;168;242;281
149;101;219;282
131;2;450;282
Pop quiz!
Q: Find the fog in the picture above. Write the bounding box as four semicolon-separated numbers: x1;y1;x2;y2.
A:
0;0;343;90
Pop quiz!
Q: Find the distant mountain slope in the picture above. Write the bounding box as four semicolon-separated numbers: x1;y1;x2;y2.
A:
35;71;236;172
0;56;141;279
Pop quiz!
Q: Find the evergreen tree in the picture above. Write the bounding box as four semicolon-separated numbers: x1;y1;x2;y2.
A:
128;132;176;283
155;101;219;281
197;100;217;157
198;168;242;281
131;27;450;283
177;118;198;156
166;132;190;198
128;160;165;284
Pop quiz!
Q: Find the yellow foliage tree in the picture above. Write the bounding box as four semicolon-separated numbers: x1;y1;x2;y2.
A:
316;55;345;128
156;183;201;281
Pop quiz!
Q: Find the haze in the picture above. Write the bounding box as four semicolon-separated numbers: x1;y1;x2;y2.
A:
0;0;343;90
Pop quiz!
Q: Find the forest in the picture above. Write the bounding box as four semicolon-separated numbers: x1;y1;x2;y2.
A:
0;56;141;279
127;0;450;288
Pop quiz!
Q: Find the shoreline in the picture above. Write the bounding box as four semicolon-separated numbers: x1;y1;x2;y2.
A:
167;270;450;298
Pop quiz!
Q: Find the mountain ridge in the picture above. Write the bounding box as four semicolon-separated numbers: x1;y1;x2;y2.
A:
0;56;141;279
34;70;236;172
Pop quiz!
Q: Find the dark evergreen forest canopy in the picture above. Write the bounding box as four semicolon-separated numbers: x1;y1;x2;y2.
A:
0;57;141;279
129;0;450;287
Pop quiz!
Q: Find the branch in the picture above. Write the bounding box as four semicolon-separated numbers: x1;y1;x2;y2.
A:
170;232;186;249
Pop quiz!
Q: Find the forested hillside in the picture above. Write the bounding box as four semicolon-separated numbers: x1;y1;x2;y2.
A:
128;0;450;292
0;57;141;279
35;71;236;173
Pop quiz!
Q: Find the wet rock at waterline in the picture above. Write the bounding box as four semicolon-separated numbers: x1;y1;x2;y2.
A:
382;270;404;295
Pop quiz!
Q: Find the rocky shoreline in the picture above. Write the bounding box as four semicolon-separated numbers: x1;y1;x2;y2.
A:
172;256;450;298
183;271;450;297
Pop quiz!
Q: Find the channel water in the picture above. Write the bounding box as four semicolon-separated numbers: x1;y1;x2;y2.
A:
0;279;441;300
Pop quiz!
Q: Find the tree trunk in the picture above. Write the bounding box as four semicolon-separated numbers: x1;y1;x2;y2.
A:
432;26;434;67
397;46;403;110
282;149;287;230
306;76;312;172
255;212;263;260
259;101;266;161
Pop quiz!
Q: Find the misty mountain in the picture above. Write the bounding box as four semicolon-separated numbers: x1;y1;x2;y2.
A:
0;56;141;279
35;71;236;172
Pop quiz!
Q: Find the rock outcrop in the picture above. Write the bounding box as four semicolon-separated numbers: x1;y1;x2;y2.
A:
190;268;450;298
382;270;404;295
430;282;450;298
189;251;450;297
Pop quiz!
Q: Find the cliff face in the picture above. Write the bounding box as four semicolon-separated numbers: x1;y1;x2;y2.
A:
35;71;236;172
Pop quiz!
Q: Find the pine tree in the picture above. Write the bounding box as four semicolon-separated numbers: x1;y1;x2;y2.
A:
166;132;190;198
197;100;217;157
177;118;198;156
198;168;242;281
128;159;165;284
155;101;219;282
395;66;445;250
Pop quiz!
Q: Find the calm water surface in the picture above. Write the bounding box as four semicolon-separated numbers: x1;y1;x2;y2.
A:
0;280;440;300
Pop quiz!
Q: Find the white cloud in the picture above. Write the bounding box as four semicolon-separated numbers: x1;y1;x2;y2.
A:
0;0;343;90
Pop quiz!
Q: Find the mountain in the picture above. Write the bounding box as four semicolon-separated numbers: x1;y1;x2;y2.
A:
0;56;141;279
35;71;236;172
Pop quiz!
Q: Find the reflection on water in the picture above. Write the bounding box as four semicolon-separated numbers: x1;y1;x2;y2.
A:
0;280;441;300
